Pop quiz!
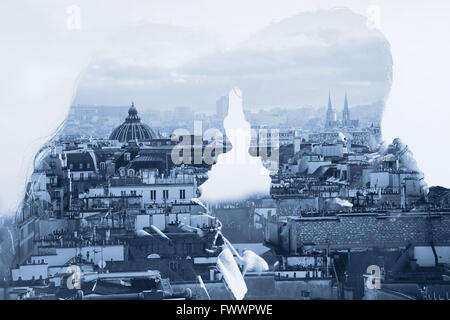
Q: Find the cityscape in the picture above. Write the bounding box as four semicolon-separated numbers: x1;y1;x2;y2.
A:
1;87;449;301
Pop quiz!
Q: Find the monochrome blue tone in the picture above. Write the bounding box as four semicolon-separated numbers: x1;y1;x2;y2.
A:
1;6;450;302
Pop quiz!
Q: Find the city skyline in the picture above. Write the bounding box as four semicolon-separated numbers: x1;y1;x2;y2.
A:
3;86;445;301
72;89;375;115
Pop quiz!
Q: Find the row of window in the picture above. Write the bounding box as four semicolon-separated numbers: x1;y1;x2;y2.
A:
69;173;94;180
69;162;91;170
120;189;186;200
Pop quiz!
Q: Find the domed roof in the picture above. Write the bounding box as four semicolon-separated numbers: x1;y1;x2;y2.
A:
109;102;158;143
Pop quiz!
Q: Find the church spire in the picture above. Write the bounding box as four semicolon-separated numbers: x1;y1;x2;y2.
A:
342;90;351;127
328;91;333;110
326;90;336;128
342;91;350;125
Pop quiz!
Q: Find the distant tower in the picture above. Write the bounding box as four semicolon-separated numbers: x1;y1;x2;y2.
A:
216;95;229;119
325;92;336;128
342;91;350;126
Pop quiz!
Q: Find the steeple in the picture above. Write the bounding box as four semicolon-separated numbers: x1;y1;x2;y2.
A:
327;91;333;111
326;91;336;127
342;91;350;125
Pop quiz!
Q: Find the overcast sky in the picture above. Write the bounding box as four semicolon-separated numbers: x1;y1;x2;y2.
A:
73;8;392;113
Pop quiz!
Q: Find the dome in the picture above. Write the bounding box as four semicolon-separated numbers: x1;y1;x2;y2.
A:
109;102;158;142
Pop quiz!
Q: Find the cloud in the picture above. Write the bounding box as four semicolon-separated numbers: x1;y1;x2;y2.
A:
74;8;392;111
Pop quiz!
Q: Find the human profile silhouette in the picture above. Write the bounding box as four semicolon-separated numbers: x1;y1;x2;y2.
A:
200;87;272;202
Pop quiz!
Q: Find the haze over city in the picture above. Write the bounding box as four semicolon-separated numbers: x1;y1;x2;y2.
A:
73;9;392;113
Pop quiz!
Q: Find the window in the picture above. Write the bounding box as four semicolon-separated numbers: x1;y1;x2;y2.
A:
87;163;90;169
79;163;83;170
169;261;179;271
163;190;169;200
131;190;137;196
179;189;186;200
150;190;156;201
80;173;84;181
121;191;126;196
69;163;73;170
184;243;193;255
100;162;106;170
124;152;131;161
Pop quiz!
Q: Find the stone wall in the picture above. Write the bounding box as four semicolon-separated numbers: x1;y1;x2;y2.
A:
286;212;450;252
171;276;338;300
